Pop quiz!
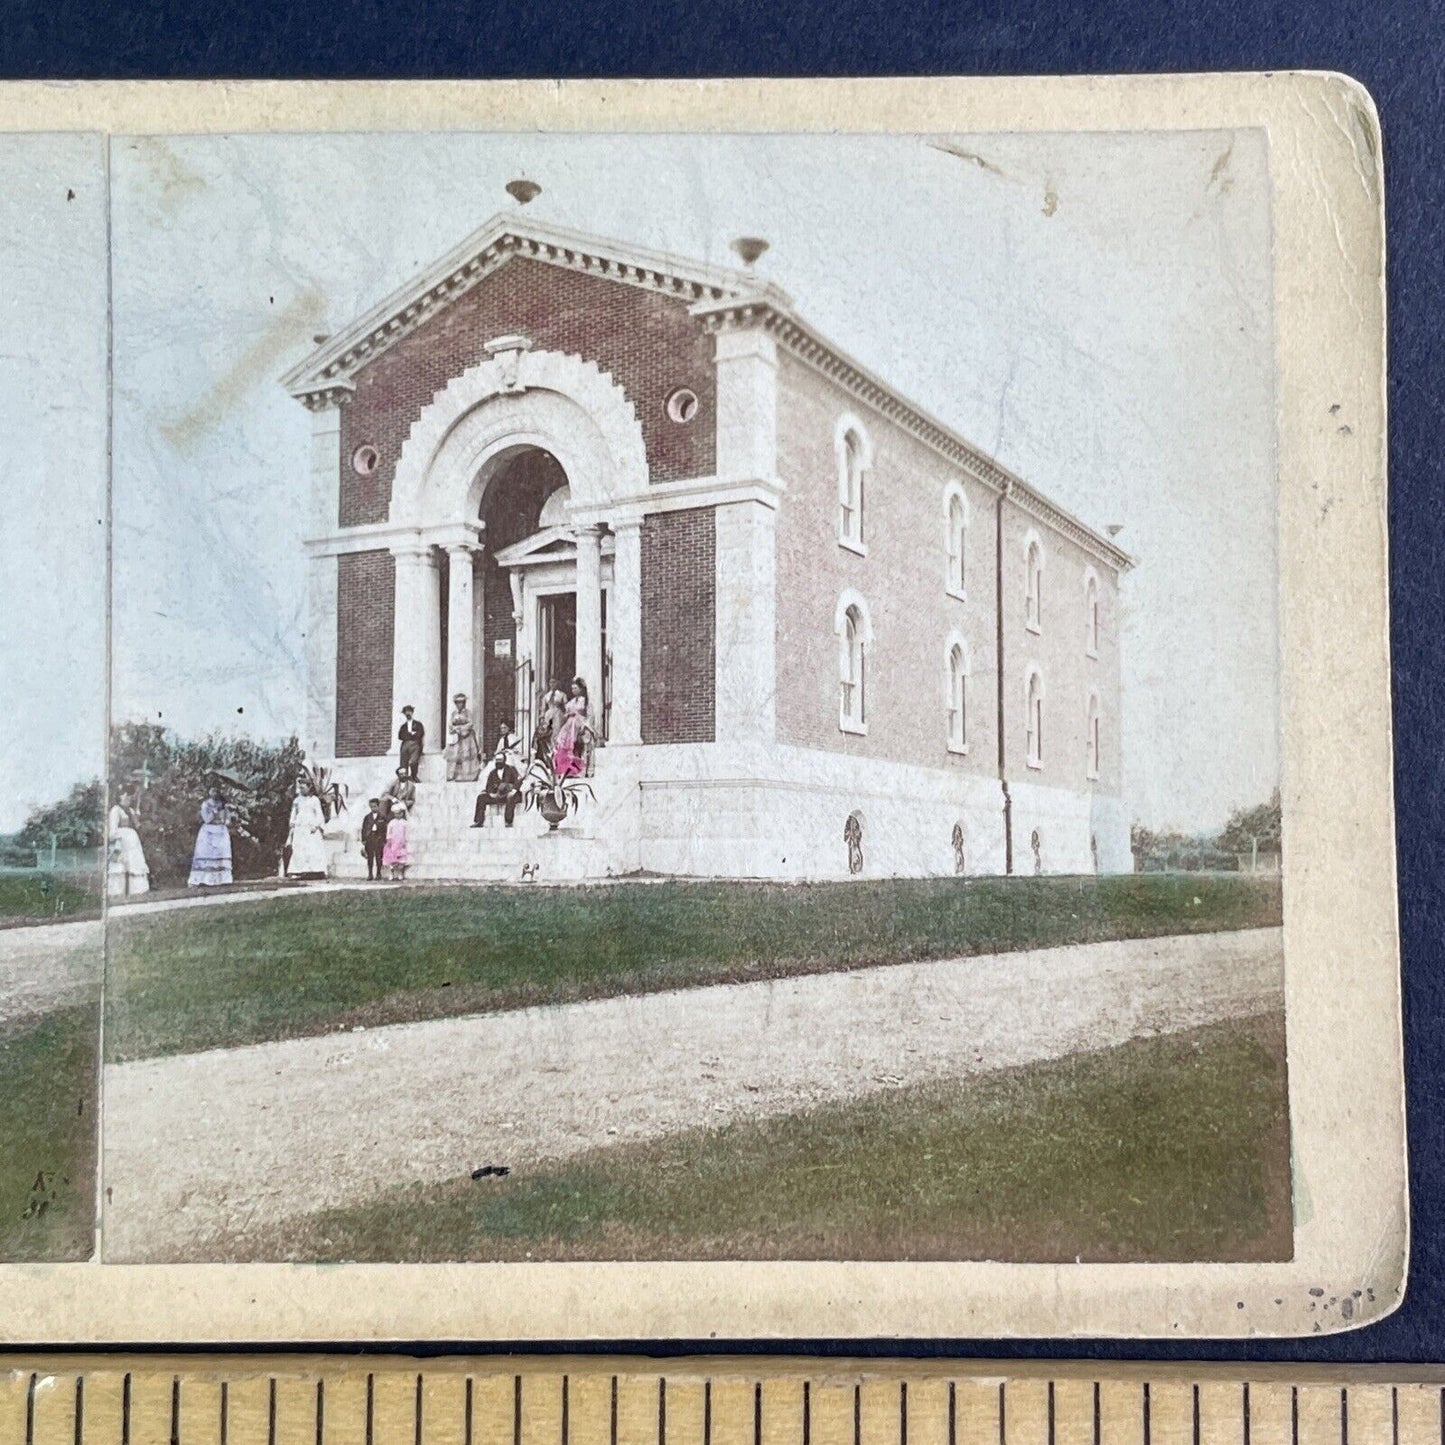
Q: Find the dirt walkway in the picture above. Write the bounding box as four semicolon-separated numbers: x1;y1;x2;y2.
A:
0;919;102;1029
102;927;1284;1261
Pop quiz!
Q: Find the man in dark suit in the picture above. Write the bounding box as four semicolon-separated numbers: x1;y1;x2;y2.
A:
381;767;416;821
398;705;425;780
472;749;523;828
359;797;387;881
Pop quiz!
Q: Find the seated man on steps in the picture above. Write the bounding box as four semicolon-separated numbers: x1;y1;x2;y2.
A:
381;766;416;821
472;747;523;828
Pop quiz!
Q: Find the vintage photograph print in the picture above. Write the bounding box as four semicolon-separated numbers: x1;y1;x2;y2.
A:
0;79;1402;1340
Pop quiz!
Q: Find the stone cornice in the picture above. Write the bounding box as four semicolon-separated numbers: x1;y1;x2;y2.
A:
694;298;1134;573
282;213;790;399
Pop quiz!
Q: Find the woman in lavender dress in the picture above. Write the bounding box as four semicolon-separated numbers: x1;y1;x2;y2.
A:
187;786;234;887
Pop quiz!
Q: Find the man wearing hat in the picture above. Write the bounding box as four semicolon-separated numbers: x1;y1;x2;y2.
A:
381;766;416;822
397;705;425;781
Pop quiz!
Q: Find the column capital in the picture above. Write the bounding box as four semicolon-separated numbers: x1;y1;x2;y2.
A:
389;537;435;563
430;520;486;555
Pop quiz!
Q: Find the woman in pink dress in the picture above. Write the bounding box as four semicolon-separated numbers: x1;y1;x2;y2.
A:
551;677;595;778
382;802;411;882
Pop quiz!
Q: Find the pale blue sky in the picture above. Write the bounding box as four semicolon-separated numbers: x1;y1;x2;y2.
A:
0;134;108;832
2;128;1277;833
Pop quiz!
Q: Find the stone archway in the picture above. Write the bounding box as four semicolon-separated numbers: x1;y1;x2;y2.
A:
389;344;649;530
386;345;650;758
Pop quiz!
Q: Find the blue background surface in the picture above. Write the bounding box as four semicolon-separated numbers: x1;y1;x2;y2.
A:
2;0;1440;1362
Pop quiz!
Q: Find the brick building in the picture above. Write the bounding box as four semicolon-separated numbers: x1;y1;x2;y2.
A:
284;212;1132;880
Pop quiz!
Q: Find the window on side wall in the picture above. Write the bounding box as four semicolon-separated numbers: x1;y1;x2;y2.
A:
836;592;870;734
947;640;968;752
945;484;968;598
1025;539;1043;633
1085;571;1100;657
1026;669;1044;768
1086;692;1101;779
836;418;870;554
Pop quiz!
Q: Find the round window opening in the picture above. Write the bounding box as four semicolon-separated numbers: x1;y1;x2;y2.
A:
352;444;380;477
665;388;700;425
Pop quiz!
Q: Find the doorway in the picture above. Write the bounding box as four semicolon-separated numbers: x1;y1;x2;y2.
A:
537;592;577;699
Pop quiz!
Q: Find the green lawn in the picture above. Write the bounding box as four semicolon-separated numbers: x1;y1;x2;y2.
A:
224;1013;1292;1264
0;871;102;924
0;1006;99;1261
106;874;1282;1062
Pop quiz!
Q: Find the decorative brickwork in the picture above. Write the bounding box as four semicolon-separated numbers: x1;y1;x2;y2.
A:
335;550;396;758
641;508;716;744
337;257;716;526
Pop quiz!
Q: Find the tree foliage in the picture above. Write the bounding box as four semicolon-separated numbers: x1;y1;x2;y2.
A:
16;779;104;850
108;723;307;884
1132;789;1282;872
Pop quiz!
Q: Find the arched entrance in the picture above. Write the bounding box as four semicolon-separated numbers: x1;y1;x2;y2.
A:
384;342;648;766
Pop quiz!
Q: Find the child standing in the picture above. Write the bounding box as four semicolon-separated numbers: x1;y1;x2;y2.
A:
382;802;411;882
360;797;387;881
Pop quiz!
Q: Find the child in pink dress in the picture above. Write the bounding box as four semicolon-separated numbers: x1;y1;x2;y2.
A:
382;804;411;881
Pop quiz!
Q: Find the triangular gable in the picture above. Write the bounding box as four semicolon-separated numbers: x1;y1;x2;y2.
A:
281;212;792;400
492;525;616;569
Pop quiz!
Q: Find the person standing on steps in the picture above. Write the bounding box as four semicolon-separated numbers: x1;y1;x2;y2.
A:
397;704;425;781
360;797;387;881
382;802;411;882
446;693;481;783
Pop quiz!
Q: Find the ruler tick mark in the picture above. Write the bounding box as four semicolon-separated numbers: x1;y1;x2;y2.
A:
123;1374;133;1445
219;1380;227;1445
25;1372;36;1445
171;1376;181;1445
562;1377;569;1445
269;1378;277;1445
513;1377;522;1445
73;1375;84;1445
465;1380;474;1445
415;1374;424;1445
316;1379;325;1445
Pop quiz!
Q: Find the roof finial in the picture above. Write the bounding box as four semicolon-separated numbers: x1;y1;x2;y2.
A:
506;178;542;206
730;235;769;267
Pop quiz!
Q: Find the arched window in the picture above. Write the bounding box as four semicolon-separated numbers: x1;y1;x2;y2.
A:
835;589;872;733
1086;692;1101;779
1025;537;1044;632
1026;668;1044;768
835;415;871;552
946;637;968;752
1084;569;1100;656
944;482;968;597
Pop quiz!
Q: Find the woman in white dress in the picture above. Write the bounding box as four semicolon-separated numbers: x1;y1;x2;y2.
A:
106;789;150;898
286;779;330;879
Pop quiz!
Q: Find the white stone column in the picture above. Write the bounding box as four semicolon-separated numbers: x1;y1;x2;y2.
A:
390;541;442;755
713;326;778;481
575;523;605;707
303;551;338;760
308;401;343;533
715;499;778;743
608;516;643;745
445;542;479;721
302;401;344;760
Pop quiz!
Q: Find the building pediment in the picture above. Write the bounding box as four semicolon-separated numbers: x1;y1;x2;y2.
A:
493;525;615;571
281;212;792;403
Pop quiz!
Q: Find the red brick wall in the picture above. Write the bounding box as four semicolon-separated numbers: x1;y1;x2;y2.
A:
772;351;1000;773
641;508;715;744
335;550;396;757
337;257;716;526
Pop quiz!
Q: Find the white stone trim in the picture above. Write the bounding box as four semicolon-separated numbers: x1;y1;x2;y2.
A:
574;474;784;528
282;211;789;397
303;553;338;759
696;300;1134;573
714;327;778;483
390;347;649;528
715;501;778;744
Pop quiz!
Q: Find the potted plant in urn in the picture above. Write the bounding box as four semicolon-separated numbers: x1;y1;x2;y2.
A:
521;755;594;831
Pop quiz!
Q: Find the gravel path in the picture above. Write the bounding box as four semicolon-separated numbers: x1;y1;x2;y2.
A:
0;919;102;1029
101;927;1284;1261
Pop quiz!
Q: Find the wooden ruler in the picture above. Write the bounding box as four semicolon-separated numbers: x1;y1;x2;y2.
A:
3;1360;1443;1445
